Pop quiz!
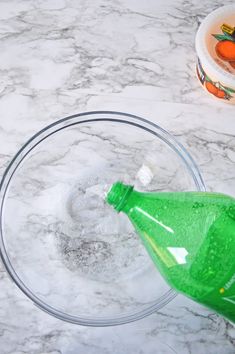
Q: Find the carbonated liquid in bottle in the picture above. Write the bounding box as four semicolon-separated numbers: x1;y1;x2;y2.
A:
106;181;235;323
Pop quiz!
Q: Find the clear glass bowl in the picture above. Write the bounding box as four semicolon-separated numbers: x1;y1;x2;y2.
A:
0;111;205;326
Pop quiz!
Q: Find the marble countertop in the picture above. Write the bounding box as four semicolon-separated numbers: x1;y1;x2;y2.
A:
0;0;235;353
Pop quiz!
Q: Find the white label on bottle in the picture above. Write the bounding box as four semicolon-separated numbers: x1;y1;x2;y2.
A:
167;247;188;265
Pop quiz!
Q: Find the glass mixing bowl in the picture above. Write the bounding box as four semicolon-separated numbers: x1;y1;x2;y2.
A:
0;111;205;326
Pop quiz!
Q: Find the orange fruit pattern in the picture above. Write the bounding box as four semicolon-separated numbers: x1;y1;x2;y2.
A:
205;81;218;95
205;81;227;99
215;40;235;61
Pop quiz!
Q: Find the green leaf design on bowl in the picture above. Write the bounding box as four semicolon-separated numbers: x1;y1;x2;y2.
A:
212;33;235;42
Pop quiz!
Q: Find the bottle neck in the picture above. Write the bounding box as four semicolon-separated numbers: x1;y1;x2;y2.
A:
106;181;134;212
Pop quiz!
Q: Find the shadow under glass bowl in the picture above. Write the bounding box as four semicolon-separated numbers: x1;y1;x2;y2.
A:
0;111;205;326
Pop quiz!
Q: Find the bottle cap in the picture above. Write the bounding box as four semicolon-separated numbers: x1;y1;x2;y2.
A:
106;181;133;212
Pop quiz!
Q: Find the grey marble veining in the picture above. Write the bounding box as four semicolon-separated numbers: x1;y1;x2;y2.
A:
0;0;235;353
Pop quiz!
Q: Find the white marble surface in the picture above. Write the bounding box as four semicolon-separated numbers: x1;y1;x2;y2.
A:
0;0;235;353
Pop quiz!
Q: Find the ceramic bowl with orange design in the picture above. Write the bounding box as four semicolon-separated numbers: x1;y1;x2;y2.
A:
196;5;235;103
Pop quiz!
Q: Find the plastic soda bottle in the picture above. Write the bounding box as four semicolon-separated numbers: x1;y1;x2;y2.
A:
106;181;235;323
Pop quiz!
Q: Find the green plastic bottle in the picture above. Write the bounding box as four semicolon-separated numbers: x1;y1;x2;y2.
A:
106;181;235;323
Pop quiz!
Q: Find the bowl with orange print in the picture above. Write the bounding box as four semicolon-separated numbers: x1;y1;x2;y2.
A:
196;5;235;103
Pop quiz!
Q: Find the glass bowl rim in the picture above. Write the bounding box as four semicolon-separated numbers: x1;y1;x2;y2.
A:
0;110;205;326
